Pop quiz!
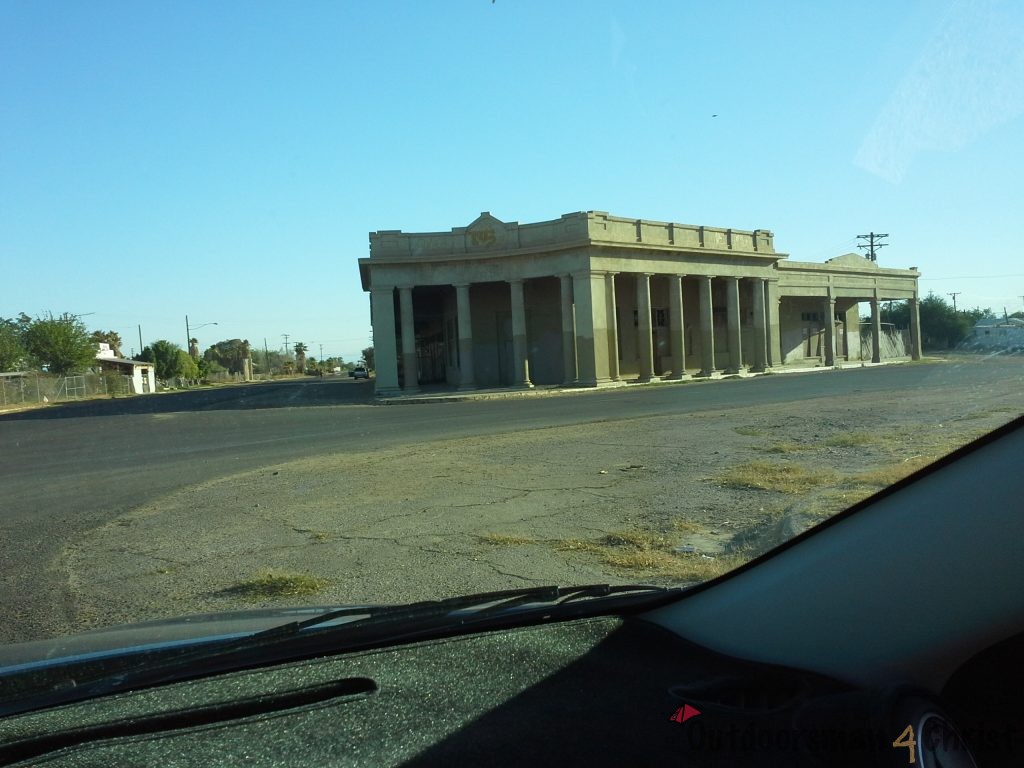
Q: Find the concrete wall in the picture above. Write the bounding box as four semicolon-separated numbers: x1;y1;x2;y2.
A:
468;282;512;388
524;277;563;385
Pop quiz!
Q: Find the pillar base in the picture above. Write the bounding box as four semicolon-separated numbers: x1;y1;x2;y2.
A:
665;372;690;381
696;369;715;378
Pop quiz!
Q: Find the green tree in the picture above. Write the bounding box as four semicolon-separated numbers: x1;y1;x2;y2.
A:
22;314;97;375
140;340;189;380
202;338;252;374
177;349;200;379
880;295;993;350
198;357;227;377
90;330;123;357
251;348;286;376
0;319;27;371
361;346;374;371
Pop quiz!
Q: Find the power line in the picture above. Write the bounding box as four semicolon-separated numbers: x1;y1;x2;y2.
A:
920;273;1024;281
856;232;888;262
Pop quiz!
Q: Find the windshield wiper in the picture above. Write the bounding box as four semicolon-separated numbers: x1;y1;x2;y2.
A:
1;584;684;717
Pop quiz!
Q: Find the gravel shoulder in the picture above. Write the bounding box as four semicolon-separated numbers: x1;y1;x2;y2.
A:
61;364;1024;633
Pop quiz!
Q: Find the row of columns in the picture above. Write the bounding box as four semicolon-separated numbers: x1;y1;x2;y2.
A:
866;292;922;362
816;290;922;366
374;274;898;395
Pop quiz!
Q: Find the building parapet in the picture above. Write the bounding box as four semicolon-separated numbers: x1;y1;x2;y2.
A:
368;211;777;260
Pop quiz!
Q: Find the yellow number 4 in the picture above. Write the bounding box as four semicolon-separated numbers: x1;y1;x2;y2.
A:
893;724;917;764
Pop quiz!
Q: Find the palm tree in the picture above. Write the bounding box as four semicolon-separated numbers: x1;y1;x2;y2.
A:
293;342;308;374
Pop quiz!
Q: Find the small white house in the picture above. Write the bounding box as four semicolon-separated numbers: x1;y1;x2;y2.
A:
96;344;157;394
971;317;1024;350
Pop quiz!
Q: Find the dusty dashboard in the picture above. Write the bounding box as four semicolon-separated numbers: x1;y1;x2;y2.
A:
0;615;1000;767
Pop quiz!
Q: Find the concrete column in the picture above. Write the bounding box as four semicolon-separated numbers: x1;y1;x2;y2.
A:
509;279;533;388
824;295;837;367
605;272;620;381
636;272;655;382
370;286;401;396
766;279;782;366
398;286;419;393
909;296;922;360
871;291;882;363
573;271;612;387
667;274;687;379
751;278;768;372
559;274;577;385
698;276;715;377
725;277;742;374
455;283;475;390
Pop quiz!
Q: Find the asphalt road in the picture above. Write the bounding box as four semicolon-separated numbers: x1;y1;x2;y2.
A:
1;359;1020;642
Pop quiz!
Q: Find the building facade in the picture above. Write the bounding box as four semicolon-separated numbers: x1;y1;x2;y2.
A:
358;211;922;396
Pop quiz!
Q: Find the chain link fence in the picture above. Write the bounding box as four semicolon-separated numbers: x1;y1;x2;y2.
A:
0;373;135;408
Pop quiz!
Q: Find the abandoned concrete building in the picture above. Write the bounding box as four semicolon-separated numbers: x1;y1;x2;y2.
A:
358;211;922;396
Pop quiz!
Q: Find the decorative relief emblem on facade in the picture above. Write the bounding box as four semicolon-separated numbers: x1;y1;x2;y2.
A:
466;212;506;250
469;227;497;247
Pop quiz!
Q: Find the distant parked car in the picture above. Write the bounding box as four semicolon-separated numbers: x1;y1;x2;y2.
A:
352;366;369;379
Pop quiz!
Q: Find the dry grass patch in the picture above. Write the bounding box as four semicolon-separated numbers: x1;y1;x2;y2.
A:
734;425;765;437
718;461;837;494
601;530;669;549
760;441;807;454
477;533;535;546
224;571;328;601
556;526;744;583
555;538;606;554
846;456;935;489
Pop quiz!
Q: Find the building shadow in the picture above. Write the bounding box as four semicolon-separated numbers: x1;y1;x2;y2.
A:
0;378;376;421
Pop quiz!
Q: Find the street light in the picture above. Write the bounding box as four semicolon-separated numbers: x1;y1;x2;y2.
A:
185;316;218;358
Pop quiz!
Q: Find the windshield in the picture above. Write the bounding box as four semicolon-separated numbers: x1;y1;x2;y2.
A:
1;0;1022;665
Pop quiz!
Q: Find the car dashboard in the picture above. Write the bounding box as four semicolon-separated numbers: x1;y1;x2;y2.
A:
2;614;1016;767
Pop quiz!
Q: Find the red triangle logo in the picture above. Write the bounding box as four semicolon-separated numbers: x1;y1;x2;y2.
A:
670;704;701;723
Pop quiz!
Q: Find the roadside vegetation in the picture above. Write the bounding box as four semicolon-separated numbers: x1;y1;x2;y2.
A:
222;571;329;601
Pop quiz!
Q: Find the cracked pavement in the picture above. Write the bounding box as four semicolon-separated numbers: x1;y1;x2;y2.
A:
60;367;1024;633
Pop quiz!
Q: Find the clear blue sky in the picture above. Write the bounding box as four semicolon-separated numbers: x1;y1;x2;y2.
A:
3;0;1022;361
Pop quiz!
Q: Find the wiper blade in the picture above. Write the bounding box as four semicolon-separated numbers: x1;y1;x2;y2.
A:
253;583;668;641
1;584;682;717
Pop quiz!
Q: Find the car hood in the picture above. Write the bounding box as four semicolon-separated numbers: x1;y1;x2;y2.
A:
0;606;369;675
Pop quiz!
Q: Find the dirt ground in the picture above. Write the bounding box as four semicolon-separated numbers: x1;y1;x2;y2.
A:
63;364;1024;632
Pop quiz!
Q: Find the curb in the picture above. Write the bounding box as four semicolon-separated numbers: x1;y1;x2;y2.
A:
373;358;919;406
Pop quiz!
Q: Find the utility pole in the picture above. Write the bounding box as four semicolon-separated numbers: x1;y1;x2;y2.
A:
856;232;889;262
282;333;290;354
948;292;961;312
319;343;324;363
264;338;271;377
138;325;144;358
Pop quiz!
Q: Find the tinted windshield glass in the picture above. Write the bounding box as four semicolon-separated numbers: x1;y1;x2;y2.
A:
1;2;1022;654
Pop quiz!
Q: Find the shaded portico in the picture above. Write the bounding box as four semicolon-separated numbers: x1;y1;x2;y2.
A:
359;212;922;396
